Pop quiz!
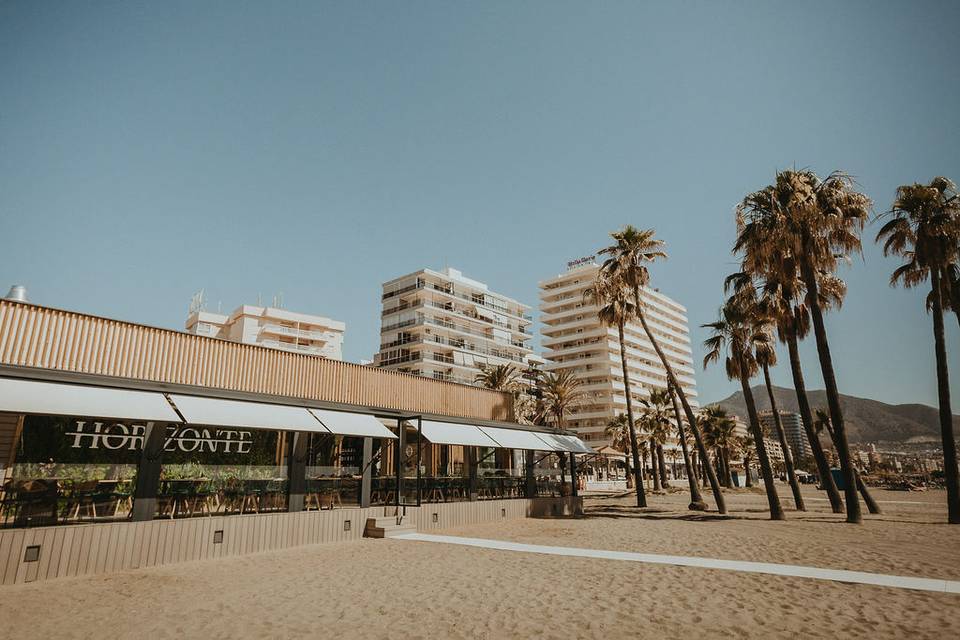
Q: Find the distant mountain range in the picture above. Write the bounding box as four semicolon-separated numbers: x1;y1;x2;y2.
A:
709;385;960;443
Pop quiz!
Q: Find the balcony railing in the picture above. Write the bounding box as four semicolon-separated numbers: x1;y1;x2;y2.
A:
259;340;325;356
260;323;330;341
382;280;532;322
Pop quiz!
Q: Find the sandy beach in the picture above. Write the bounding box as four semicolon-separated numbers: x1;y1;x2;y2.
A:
1;485;958;639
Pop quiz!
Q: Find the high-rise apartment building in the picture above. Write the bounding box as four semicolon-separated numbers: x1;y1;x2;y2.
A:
374;268;534;386
538;259;699;445
760;411;810;460
185;304;345;360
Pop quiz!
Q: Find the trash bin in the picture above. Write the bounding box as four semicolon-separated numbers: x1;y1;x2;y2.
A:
830;468;846;491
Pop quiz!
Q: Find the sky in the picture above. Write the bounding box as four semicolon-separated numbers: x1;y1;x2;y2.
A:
1;1;958;407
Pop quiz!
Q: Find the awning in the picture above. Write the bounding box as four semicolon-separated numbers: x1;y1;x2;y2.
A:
169;394;329;433
478;426;552;451
308;408;397;439
0;377;181;422
420;420;500;447
534;432;594;454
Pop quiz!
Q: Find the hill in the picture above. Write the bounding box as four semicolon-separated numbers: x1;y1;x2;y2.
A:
709;385;960;443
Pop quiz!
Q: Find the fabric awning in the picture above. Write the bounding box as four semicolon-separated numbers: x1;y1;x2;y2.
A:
420;420;500;447
0;377;181;422
534;432;594;454
308;408;397;439
169;394;329;433
478;426;552;451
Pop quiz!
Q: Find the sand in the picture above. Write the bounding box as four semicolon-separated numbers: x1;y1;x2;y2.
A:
1;485;958;639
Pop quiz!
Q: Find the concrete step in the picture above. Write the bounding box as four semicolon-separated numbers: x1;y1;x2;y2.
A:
364;516;416;539
364;525;417;539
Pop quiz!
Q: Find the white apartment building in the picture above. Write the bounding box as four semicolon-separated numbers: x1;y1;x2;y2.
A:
185;304;345;360
733;416;785;464
760;411;810;460
374;268;534;386
539;260;699;447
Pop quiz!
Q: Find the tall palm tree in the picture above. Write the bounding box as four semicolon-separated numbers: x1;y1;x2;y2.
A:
877;176;960;523
703;299;785;520
584;275;647;507
736;170;871;523
726;275;805;511
728;269;844;513
600;225;726;513
539;369;585;487
813;408;881;515
669;383;706;509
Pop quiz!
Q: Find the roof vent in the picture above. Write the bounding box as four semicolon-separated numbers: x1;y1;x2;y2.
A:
3;284;28;303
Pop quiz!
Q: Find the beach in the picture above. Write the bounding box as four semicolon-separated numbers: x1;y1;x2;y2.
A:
1;486;958;639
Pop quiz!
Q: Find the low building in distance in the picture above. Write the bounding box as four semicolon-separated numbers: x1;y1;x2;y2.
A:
374;267;534;386
538;258;699;447
185;303;345;360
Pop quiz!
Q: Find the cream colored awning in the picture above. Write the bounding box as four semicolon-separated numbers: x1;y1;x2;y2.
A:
478;426;552;451
168;394;329;433
534;432;594;454
420;420;500;447
0;377;181;422
308;408;397;439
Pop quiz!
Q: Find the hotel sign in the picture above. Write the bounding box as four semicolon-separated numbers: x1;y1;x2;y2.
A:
567;255;595;269
67;421;254;454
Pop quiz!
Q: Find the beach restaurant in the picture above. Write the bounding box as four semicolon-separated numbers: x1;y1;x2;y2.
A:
0;299;589;585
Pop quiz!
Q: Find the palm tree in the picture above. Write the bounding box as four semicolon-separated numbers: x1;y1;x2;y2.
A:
877;176;960;523
740;435;755;487
539;370;585;487
600;225;726;513
813;408;881;514
584;275;647;507
474;363;521;391
639;388;673;492
700;407;737;487
728;269;844;513
605;414;634;488
726;275;806;511
736;170;871;523
703;299;785;520
669;383;706;509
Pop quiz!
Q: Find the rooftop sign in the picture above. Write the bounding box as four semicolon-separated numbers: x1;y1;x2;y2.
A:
567;255;595;270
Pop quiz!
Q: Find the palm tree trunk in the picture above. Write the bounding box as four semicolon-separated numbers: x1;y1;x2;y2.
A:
669;386;704;508
820;415;881;515
616;323;647;507
649;438;661;491
631;287;726;513
786;331;843;513
762;364;805;511
930;270;958;523
800;261;860;523
743;456;753;487
657;444;669;487
738;354;784;520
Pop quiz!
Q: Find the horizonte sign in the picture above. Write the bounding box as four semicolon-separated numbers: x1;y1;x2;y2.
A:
67;421;254;454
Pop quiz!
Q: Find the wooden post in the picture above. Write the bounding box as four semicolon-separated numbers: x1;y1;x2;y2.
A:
360;437;373;508
286;432;308;512
570;453;579;497
131;421;167;522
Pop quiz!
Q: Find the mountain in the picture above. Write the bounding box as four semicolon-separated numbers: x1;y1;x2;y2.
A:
709;385;960;443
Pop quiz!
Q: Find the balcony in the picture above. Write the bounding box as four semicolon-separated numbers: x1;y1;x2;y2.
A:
258;340;326;356
382;280;532;322
260;323;330;342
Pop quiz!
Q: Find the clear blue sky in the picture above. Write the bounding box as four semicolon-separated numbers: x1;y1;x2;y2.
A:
1;1;958;407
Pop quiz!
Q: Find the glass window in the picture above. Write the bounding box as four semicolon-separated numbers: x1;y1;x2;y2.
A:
3;415;142;528
303;434;362;509
156;426;287;519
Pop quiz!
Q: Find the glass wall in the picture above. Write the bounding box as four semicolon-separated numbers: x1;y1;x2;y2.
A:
420;443;468;503
303;434;362;509
477;447;524;499
533;452;568;497
156;426;288;518
2;415;140;527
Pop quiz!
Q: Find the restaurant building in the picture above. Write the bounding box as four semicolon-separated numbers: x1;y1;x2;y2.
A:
0;299;589;585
